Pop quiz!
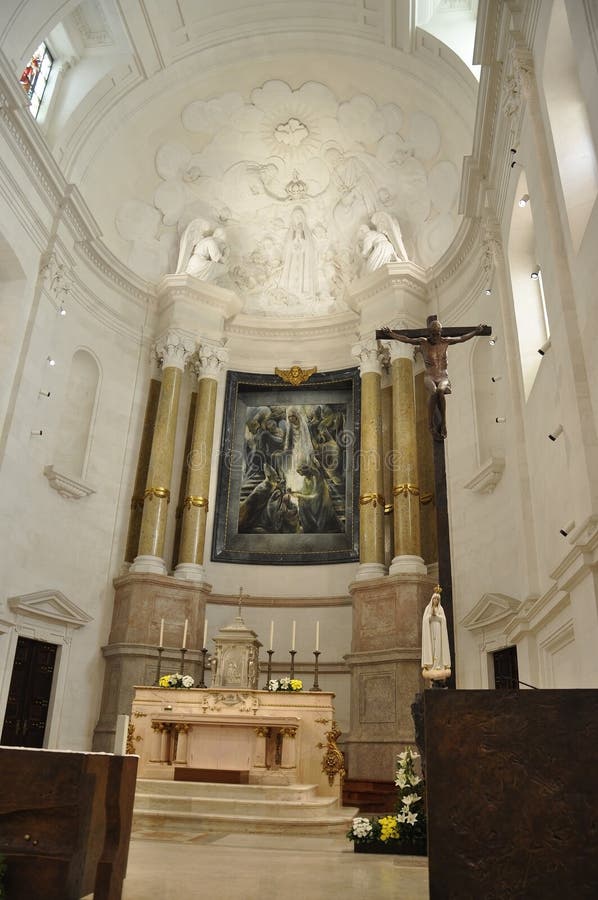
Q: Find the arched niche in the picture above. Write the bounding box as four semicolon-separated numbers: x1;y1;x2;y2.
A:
45;348;100;499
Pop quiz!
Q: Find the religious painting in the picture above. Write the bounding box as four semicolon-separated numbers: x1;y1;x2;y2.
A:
211;368;360;565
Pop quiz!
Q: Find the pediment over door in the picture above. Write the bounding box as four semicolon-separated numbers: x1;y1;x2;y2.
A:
461;593;521;632
7;590;92;629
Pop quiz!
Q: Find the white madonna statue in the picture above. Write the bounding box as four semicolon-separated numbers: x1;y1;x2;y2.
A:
421;587;451;681
175;219;229;282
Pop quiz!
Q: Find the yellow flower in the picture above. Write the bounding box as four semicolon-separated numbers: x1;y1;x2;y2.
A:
158;675;169;687
290;679;302;690
378;815;399;842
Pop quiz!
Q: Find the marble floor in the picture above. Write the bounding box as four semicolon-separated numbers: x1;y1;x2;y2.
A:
122;831;429;899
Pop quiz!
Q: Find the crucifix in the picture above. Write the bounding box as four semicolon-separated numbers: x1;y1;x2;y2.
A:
237;586;244;619
376;315;492;687
376;316;491;441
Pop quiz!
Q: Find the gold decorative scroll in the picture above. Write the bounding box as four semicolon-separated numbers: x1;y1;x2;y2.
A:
316;718;346;787
359;492;385;508
144;486;171;502
419;491;434;505
384;504;393;516
274;365;317;386
393;483;420;497
183;495;209;510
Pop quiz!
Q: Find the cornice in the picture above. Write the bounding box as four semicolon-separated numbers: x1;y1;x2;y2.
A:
346;262;429;309
74;238;153;308
226;310;359;341
157;273;243;318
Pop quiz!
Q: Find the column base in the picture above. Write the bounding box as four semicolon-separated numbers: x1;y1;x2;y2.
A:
129;554;168;575
389;554;427;576
173;562;208;583
354;562;387;581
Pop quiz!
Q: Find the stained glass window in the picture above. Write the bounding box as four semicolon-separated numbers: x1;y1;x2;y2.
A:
19;42;53;118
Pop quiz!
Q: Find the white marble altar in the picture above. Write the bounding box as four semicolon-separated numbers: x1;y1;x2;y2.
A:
131;687;341;799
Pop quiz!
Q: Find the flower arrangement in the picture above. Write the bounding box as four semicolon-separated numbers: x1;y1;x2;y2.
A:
347;747;426;855
267;677;302;692
158;673;194;688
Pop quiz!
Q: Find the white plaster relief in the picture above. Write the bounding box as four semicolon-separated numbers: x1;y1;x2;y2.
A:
115;79;462;317
43;464;96;499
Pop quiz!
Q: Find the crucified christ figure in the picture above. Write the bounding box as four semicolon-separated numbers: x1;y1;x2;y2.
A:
378;318;487;440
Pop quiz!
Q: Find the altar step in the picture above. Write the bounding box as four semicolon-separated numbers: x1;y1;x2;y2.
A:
132;778;359;836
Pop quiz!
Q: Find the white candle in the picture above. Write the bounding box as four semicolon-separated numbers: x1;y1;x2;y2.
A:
203;618;208;649
291;620;296;651
269;620;274;651
182;618;188;649
315;620;320;652
159;618;164;647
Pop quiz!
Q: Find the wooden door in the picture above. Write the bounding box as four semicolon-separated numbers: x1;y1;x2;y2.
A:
1;636;57;747
493;645;519;689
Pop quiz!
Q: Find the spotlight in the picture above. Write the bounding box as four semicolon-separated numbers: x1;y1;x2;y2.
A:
489;338;497;346
531;267;540;279
491;376;502;383
58;305;66;317
38;390;51;398
538;338;551;356
495;417;506;423
559;520;575;537
518;193;530;207
30;430;43;436
548;424;563;442
483;288;492;296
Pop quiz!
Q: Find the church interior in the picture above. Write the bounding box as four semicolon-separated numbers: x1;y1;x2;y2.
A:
1;0;597;896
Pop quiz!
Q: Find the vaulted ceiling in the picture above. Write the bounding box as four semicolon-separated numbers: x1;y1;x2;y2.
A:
1;1;480;319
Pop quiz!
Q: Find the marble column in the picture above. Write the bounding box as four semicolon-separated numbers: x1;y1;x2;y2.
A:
130;331;194;575
352;339;386;580
175;343;228;583
388;341;426;575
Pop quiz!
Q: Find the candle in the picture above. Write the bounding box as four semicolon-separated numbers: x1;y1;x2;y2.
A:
315;620;320;652
182;618;188;649
269;620;274;651
291;620;296;651
159;618;164;648
203;618;208;649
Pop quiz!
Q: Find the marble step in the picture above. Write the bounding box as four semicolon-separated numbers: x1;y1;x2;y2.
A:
133;779;358;835
135;791;344;818
132;807;358;836
136;778;320;802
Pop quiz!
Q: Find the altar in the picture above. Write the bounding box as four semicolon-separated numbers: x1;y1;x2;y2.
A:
130;687;343;799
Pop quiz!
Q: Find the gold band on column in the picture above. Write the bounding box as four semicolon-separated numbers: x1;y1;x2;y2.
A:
183;495;209;510
393;483;420;497
144;486;171;502
359;492;385;507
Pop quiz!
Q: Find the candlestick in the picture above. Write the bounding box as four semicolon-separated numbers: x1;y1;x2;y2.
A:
269;620;274;651
180;647;187;675
315;620;320;652
198;648;208;688
155;646;164;685
182;618;188;649
289;649;296;679
159;617;164;648
311;650;322;691
291;620;296;651
203;617;208;649
264;649;274;688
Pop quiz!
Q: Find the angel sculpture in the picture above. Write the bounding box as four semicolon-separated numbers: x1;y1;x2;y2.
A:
175;219;229;282
358;211;409;273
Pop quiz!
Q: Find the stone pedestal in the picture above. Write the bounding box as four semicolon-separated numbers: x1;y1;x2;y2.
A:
93;572;211;751
343;573;434;780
